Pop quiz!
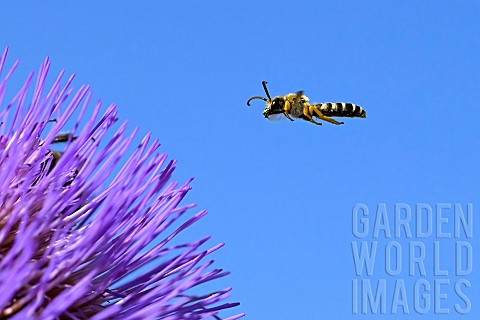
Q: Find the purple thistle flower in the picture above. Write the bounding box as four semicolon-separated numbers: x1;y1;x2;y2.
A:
0;47;243;320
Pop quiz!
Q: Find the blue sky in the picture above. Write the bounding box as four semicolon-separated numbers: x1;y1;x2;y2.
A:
1;1;479;319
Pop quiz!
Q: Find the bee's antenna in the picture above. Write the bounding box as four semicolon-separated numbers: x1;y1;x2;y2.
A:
262;81;272;102
246;96;267;106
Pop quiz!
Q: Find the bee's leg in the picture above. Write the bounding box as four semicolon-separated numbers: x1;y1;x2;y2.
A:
283;100;294;121
310;107;344;125
303;105;322;125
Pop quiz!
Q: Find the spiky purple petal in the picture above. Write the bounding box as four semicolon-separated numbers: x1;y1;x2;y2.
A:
0;47;243;319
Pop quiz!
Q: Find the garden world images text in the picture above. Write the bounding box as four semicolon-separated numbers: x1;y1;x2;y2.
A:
351;203;472;315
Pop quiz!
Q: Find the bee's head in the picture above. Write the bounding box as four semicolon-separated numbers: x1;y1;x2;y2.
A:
263;97;285;118
247;81;285;119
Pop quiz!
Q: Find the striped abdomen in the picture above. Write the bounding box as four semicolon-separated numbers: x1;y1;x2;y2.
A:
315;102;366;118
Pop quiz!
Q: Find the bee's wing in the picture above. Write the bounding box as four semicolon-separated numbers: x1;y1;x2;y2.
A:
294;91;304;100
288;91;306;118
267;114;288;122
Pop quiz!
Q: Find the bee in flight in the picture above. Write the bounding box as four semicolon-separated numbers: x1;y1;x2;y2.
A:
247;81;366;126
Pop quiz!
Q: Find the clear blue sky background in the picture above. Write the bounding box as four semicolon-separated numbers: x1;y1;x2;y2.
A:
1;1;479;319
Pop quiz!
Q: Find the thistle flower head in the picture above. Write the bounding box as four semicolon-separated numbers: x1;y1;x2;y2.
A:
0;47;243;319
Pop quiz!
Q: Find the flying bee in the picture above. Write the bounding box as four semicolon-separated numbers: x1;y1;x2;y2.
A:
247;81;366;126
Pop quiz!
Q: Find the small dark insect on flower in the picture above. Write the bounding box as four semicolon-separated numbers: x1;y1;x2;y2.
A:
0;47;243;319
